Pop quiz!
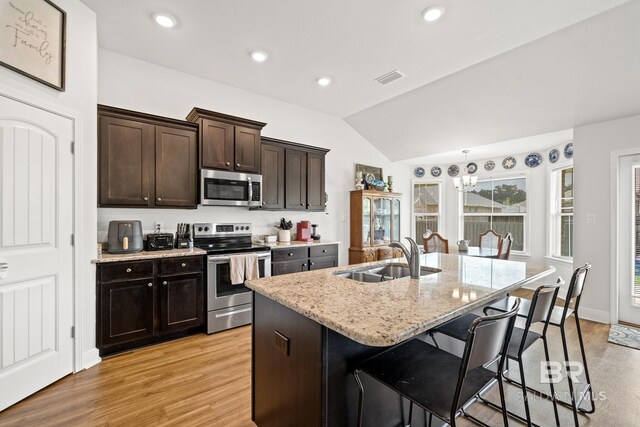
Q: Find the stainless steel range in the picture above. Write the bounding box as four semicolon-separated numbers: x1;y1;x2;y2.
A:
193;223;271;334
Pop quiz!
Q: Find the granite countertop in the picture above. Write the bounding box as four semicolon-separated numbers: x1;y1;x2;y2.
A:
262;240;341;249
92;248;207;264
246;253;555;347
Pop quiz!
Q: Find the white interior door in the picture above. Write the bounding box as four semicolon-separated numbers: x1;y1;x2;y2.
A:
618;154;640;325
0;94;74;411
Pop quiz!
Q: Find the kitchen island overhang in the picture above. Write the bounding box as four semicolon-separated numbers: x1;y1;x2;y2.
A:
247;254;555;426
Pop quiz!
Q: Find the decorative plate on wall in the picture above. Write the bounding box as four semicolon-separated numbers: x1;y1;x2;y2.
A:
447;165;460;177
524;153;543;168
414;167;425;178
564;143;573;159
466;162;478;174
549;149;559;163
484;160;495;171
502;157;516;169
430;166;442;177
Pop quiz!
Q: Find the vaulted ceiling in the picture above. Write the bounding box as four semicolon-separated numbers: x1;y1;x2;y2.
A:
82;0;637;161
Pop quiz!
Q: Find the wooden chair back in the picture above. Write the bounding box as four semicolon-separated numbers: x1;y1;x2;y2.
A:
423;233;449;254
498;233;513;260
479;229;502;251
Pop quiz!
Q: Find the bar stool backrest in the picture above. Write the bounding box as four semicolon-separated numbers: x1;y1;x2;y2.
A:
451;299;521;417
563;263;591;319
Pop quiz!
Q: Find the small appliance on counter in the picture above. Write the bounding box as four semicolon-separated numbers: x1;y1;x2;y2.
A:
311;224;321;241
144;233;174;251
107;220;143;254
176;223;192;248
296;221;313;242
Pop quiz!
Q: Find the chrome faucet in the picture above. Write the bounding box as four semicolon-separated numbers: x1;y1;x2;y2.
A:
389;237;421;279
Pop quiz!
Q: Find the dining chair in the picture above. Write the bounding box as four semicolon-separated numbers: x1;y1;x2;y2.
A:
485;264;594;426
432;283;561;427
353;299;521;427
497;233;513;260
422;229;433;239
423;232;449;254
479;229;502;252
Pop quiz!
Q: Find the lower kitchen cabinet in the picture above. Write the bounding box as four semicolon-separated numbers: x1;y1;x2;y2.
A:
271;244;339;276
96;255;205;356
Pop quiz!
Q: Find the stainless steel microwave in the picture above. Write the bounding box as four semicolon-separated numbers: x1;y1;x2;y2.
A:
200;169;262;207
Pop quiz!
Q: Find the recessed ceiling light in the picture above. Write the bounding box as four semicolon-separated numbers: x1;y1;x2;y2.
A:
316;77;332;87
422;6;444;22
250;50;269;63
152;12;177;28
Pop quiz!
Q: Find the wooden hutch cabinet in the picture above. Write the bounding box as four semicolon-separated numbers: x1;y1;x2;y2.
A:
349;190;403;264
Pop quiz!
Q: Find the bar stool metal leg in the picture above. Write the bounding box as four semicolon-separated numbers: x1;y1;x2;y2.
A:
574;313;595;414
518;358;533;427
561;325;581;427
542;335;561;427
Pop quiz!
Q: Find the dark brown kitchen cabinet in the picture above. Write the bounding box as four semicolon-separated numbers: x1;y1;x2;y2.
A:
96;255;205;356
260;142;285;209
186;108;266;173
98;105;198;208
260;137;329;212
271;244;339;276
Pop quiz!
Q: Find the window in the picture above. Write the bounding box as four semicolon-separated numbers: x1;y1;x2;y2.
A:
413;182;440;241
462;176;527;251
550;166;573;258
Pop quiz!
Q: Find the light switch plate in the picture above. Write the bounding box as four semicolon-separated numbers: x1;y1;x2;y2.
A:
586;214;596;224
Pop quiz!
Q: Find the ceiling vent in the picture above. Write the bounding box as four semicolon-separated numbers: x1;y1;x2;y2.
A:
375;69;405;85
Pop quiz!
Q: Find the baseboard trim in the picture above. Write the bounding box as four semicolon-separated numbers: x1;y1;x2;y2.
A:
578;307;610;324
81;348;101;370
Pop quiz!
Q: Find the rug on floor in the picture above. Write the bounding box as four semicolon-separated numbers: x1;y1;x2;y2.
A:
608;324;640;350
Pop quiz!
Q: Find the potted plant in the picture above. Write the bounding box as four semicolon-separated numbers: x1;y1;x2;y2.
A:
276;218;293;242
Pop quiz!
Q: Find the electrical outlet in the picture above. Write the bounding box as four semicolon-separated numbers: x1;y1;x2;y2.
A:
274;331;290;356
154;222;163;233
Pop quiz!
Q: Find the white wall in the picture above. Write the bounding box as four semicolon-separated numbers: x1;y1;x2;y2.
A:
96;49;412;266
574;114;640;323
414;145;574;290
0;0;99;367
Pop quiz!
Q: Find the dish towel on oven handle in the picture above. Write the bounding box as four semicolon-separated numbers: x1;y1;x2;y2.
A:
245;253;259;281
229;255;246;285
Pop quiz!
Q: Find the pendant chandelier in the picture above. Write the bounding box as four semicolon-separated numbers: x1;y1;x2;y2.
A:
453;150;477;192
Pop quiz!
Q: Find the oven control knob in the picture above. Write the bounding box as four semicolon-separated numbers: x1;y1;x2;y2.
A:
235;226;239;231
198;226;203;232
204;227;209;232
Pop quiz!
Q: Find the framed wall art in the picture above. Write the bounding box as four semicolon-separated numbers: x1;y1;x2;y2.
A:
0;0;66;91
355;163;383;182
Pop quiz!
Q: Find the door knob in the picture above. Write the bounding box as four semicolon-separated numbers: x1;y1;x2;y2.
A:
157;197;162;201
226;162;230;166
147;282;153;287
300;203;304;206
163;281;168;286
126;268;132;273
143;196;149;201
236;163;240;167
181;263;186;267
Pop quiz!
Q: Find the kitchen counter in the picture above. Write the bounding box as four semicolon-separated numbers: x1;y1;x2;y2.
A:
92;248;207;263
261;240;340;248
246;253;554;347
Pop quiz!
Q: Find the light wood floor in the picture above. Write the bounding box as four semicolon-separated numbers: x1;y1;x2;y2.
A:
1;291;640;426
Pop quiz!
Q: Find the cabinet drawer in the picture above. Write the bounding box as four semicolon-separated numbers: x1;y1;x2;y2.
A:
272;260;308;276
100;260;154;282
377;247;394;260
160;256;204;276
308;256;338;271
271;247;307;262
309;244;338;258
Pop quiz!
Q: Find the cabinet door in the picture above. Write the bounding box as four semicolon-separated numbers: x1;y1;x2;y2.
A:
261;143;285;209
391;198;401;243
307;152;325;211
99;116;154;206
234;126;261;173
285;149;307;210
99;278;155;348
272;260;308;276
308;256;338;271
201;119;234;170
155;126;198;207
160;273;204;334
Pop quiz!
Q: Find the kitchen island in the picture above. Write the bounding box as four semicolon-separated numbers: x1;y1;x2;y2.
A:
246;253;554;427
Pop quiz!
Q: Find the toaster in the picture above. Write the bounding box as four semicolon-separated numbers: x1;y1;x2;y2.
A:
145;233;174;251
107;220;143;254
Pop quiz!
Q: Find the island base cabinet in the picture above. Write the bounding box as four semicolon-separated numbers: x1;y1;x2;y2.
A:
252;293;415;427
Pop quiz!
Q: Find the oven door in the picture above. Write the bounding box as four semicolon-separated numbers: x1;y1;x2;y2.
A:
207;251;271;310
201;169;262;207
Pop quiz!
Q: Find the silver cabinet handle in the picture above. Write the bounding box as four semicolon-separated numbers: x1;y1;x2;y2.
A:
236;163;240;167
307;204;310;207
288;252;293;256
310;262;314;266
143;196;149;201
181;263;186;267
147;282;153;287
157;197;162;201
163;281;168;286
226;161;230;166
322;249;327;253
126;268;132;273
300;203;304;206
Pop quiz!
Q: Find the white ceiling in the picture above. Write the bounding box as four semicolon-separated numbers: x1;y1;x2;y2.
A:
81;0;636;161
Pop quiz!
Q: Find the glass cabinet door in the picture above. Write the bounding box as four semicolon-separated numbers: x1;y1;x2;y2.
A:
373;198;392;245
392;198;400;242
362;197;371;246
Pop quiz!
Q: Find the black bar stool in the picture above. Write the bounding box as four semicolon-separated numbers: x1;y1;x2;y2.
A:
432;284;561;427
484;264;594;426
353;299;521;427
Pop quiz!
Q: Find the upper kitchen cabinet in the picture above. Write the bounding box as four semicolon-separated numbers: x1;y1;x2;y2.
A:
186;108;267;173
98;105;198;208
260;137;329;211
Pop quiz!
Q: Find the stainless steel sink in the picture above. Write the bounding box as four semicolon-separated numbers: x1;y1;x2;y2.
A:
334;263;440;282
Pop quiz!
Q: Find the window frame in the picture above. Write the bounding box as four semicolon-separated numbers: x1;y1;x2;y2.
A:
548;160;574;262
411;179;443;242
458;171;530;255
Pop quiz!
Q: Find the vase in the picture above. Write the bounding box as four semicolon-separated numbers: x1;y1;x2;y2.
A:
278;229;291;242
